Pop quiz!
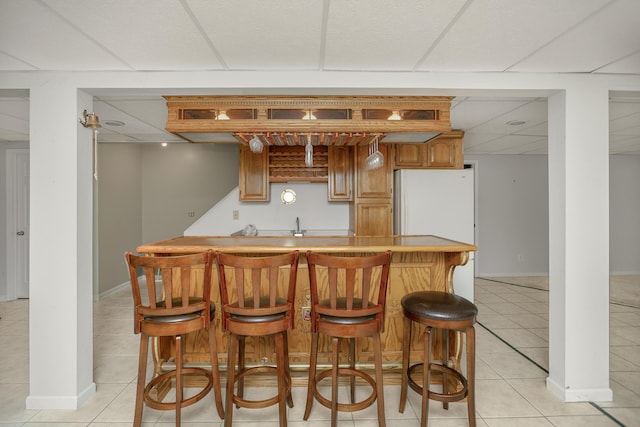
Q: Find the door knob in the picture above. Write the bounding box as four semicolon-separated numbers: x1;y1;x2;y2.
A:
16;231;24;236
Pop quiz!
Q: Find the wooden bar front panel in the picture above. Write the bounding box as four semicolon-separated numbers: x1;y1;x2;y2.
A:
160;251;454;367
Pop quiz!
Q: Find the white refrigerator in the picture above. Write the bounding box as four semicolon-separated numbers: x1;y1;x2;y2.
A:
394;168;476;301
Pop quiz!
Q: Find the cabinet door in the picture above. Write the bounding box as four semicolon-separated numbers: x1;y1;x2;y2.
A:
328;146;353;201
355;144;392;199
426;133;463;169
355;202;392;236
239;145;269;201
394;143;427;168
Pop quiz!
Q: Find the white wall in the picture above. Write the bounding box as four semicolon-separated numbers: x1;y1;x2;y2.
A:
467;154;640;277
186;182;350;236
141;143;239;243
610;155;640;274
467;155;549;276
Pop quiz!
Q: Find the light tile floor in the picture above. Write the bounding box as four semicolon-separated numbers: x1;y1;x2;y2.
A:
1;277;639;426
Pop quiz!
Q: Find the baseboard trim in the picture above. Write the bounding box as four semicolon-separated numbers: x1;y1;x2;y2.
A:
26;382;96;409
96;280;130;301
546;377;612;402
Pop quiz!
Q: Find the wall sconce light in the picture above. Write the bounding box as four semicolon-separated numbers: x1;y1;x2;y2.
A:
80;109;100;181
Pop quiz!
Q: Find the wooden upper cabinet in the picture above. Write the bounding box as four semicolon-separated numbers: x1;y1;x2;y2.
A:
393;130;464;170
355;143;392;199
239;146;269;201
394;143;427;168
328;146;353;201
426;131;464;169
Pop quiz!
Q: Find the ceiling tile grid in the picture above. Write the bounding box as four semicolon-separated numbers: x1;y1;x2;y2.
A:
0;0;638;153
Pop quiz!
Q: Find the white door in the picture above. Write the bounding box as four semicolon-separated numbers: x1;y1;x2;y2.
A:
6;149;29;299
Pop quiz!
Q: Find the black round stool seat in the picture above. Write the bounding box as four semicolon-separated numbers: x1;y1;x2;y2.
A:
402;291;477;325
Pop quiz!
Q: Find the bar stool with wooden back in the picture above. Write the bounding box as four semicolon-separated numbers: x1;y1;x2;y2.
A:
125;251;225;426
215;251;300;427
304;250;392;427
398;290;478;427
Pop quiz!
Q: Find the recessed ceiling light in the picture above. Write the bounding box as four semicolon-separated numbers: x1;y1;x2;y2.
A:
506;120;526;126
104;120;125;126
161;142;168;147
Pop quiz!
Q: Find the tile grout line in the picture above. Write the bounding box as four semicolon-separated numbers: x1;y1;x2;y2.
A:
477;281;628;427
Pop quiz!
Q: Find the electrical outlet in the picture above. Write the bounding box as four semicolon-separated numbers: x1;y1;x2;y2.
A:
233;210;239;220
301;307;311;321
187;211;195;217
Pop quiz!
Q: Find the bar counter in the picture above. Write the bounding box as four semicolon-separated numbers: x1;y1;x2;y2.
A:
137;234;476;372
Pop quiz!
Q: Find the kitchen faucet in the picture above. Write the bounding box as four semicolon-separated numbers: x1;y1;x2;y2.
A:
293;217;304;236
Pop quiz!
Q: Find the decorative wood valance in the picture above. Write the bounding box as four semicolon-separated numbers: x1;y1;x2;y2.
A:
164;95;452;146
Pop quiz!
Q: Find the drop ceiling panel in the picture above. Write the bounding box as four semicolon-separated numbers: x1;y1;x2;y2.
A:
97;98;169;130
324;0;466;70
512;1;640;72
187;0;323;69
459;132;499;150
610;101;640;120
498;138;548;155
610;113;640;133
0;98;29;119
597;51;640;74
418;0;609;71
471;100;548;134
0;0;128;70
42;0;223;70
0;51;36;70
94;101;169;135
518;122;548;137
451;99;533;130
0;112;28;133
468;134;543;154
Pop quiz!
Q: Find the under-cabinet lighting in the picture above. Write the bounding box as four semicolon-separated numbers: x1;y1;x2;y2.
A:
388;110;402;120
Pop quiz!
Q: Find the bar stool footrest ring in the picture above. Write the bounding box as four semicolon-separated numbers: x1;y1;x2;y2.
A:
312;367;377;412
407;362;468;404
232;365;292;409
144;367;213;411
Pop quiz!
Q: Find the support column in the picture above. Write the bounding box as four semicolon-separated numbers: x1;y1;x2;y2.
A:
26;83;95;409
547;87;612;401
